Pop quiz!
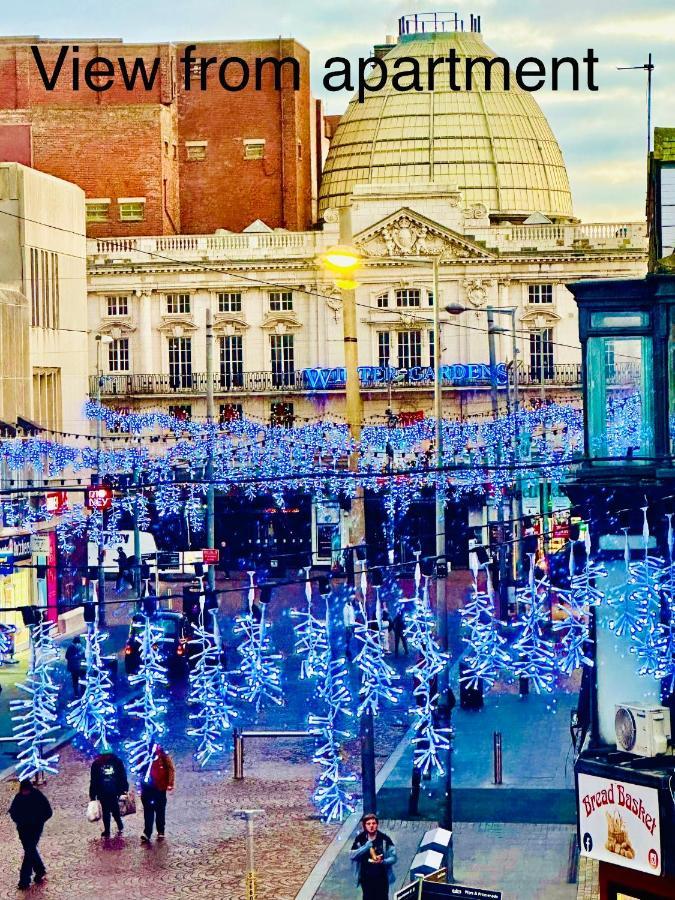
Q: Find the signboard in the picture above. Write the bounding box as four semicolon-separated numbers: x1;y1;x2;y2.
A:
578;773;661;875
86;486;113;511
44;490;68;516
0;550;14;576
202;549;220;564
301;363;508;391
30;535;51;555
397;884;500;900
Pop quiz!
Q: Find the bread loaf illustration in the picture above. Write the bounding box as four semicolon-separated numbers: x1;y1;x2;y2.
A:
605;810;635;859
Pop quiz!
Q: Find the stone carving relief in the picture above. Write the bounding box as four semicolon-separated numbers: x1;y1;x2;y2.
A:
462;278;490;308
356;211;493;261
463;203;489;220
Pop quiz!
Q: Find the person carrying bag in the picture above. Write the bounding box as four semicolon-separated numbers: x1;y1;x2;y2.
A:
89;744;130;839
140;743;175;843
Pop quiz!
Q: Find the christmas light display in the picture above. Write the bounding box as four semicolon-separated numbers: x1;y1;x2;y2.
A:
460;558;511;693
291;569;328;680
553;533;605;675
353;587;401;717
10;617;60;781
188;601;237;766
512;556;556;693
124;615;168;775
234;578;284;712
66;618;117;748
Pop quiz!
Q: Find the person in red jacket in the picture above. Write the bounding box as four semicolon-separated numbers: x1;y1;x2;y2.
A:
140;743;175;843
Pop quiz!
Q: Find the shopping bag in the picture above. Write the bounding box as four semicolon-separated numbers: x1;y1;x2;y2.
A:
87;800;101;823
118;788;137;817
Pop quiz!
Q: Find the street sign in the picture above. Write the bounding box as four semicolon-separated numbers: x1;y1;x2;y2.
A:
44;490;68;515
420;885;501;899
396;870;449;900
202;549;220;564
86;486;113;511
30;535;51;555
0;550;14;576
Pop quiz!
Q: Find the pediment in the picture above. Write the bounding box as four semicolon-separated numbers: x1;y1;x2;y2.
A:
98;321;136;337
213;313;249;334
261;311;302;333
158;315;198;336
520;309;561;326
354;208;495;261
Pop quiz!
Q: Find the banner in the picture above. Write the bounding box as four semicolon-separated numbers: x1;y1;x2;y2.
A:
578;773;661;875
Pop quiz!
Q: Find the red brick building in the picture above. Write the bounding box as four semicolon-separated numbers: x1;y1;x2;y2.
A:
0;37;315;235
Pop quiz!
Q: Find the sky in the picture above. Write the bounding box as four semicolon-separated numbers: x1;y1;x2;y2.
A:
5;0;675;222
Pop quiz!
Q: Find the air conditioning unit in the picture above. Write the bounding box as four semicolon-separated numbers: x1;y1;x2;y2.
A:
615;704;671;757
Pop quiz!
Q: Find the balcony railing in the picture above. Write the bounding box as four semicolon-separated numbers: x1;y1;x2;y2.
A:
85;363;642;398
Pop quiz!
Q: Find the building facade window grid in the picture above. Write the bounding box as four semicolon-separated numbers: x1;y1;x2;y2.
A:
118;200;145;222
86;201;110;223
529;328;554;380
269;291;293;311
106;295;129;317
528;283;554;304
377;331;391;369
108;338;130;373
166;293;191;314
218;291;243;313
219;335;244;386
168;336;193;387
29;247;59;329
395;288;421;308
397;330;422;369
270;334;295;386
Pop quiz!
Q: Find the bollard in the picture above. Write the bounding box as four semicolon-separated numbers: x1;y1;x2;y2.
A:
233;729;244;780
493;731;503;785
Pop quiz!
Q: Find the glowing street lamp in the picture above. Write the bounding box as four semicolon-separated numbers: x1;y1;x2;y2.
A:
318;245;362;290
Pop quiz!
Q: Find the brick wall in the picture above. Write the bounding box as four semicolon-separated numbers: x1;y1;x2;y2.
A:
0;37;315;235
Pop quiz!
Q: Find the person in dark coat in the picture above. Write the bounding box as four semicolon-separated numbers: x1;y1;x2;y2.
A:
392;609;408;657
350;813;397;900
65;635;85;696
89;747;128;838
140;743;175;843
9;779;52;890
115;547;129;593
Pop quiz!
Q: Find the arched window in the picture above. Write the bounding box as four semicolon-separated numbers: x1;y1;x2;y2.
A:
376;291;389;309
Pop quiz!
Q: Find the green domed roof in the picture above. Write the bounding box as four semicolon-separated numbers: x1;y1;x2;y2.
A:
319;29;573;221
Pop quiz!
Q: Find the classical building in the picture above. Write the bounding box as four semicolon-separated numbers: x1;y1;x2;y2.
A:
86;16;647;429
0;36;322;235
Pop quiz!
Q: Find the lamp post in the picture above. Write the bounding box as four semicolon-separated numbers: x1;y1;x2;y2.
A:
205;309;216;592
446;304;524;612
94;334;113;627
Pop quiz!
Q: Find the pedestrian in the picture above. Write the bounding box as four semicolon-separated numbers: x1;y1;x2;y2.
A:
65;635;85;696
9;779;52;890
218;540;231;579
251;601;263;624
89;743;129;839
392;609;408;657
140;743;175;843
115;547;128;593
140;558;151;598
380;604;393;654
343;599;356;661
350;813;397;900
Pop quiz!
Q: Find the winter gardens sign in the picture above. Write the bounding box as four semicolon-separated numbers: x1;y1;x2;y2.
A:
301;363;508;390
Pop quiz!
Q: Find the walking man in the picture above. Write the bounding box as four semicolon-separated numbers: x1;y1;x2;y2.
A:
115;547;129;593
343;599;356;661
89;744;129;838
65;635;85;696
141;743;175;842
350;813;397;900
392;609;408;657
9;779;52;890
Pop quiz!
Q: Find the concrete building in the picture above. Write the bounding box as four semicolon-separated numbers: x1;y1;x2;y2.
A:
86;18;647;430
0;161;88;435
0;36;318;236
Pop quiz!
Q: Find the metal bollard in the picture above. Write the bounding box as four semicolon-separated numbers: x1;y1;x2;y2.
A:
233;729;244;780
493;731;503;785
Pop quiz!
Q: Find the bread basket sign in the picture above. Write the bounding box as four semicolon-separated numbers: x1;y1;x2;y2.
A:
578;774;661;875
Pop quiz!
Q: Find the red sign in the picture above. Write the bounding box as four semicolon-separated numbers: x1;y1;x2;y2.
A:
86;486;113;511
202;549;220;564
398;410;425;427
45;491;68;515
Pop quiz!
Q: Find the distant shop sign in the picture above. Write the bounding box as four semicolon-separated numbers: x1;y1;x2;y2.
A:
301;364;508;391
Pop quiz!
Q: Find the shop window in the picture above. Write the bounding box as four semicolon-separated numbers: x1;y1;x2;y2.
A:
220;403;243;423
271;401;294;428
169;404;191;421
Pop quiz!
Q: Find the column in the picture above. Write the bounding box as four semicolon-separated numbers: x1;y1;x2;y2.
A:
137;291;154;374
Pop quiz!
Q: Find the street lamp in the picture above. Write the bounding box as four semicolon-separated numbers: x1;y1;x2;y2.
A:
445;304;524;614
94;334;113;627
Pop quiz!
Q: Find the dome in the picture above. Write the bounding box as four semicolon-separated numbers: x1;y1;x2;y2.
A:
319;26;573;221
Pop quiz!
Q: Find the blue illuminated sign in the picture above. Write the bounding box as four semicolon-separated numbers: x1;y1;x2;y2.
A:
301;364;508;390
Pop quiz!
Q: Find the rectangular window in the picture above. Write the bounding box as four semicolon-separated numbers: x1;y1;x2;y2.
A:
376;292;389;309
427;290;434;307
86;200;110;223
398;331;422;369
395;288;421;308
660;164;675;257
168;337;192;388
270;334;295;387
29;249;59;329
377;331;390;369
269;291;293;311
186;141;207;161
169;404;192;421
244;140;265;160
604;339;615;381
30;247;38;326
118;199;145;222
429;329;435;368
220;403;243;423
108;338;130;372
219;335;243;387
528;284;554;304
166;293;191;314
218;291;243;313
270;401;294;428
529;329;554;380
106;296;129;317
